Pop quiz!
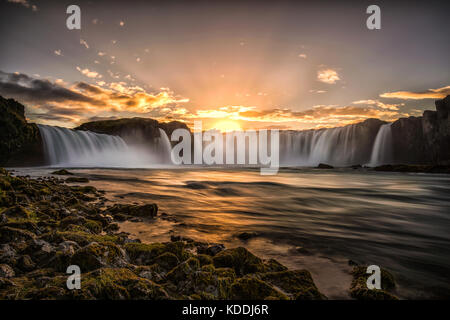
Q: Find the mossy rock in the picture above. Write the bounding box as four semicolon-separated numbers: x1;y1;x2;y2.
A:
70;185;97;194
350;265;397;300
197;254;213;267
65;177;89;183
78;268;169;300
166;257;200;283
212;247;265;276
0;226;36;242
83;220;103;234
51;169;74;176
152;252;180;271
215;267;236;281
70;242;126;272
259;270;326;300
230;277;288;300
109;203;158;218
263;259;288;272
41;230;122;247
124;242;167;265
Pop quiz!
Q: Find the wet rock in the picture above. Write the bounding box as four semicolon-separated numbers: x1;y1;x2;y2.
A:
166;257;200;283
0;264;15;278
349;265;397;300
170;235;194;243
213;247;265;276
152;252;180;271
65;177;90;183
236;232;258;241
374;164;450;174
51;169;74;176
263;259;288;272
17;255;36;272
259;270;326;300
124;242;168;265
109;203;158;218
230;277;288;300
104;223;120;233
71;242;127;272
317;163;334;169
197;244;225;256
196;254;213;267
0;226;36;242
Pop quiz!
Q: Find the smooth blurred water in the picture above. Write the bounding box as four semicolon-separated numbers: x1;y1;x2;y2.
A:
11;167;450;299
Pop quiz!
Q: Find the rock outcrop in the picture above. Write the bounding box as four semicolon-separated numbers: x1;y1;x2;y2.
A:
0;96;44;166
391;95;450;164
75;118;190;147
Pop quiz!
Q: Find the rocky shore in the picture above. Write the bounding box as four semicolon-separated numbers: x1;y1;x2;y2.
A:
0;168;399;300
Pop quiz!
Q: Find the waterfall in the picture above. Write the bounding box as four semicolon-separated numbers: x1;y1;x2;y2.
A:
38;125;168;167
369;123;393;166
279;124;365;166
154;128;172;163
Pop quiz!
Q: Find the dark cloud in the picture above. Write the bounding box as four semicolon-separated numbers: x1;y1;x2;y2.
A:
0;70;102;105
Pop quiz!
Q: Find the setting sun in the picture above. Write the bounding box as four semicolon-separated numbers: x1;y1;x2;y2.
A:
211;120;243;132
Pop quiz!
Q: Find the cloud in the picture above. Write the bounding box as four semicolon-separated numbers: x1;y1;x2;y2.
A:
98;51;106;56
0;70;99;105
7;0;37;11
379;86;450;100
298;54;307;59
0;70;190;127
80;39;89;49
352;99;403;111
309;89;326;94
317;68;340;84
76;67;102;79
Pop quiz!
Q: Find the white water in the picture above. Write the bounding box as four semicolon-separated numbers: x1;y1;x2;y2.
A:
38;125;171;167
38;122;393;168
369;123;393;166
279;124;362;166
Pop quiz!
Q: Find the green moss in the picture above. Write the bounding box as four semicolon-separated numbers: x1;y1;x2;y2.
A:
42;230;122;246
197;254;213;266
263;259;288;272
84;219;103;234
215;267;236;281
77;268;168;300
260;270;326;300
152;252;179;271
124;242;167;264
212;247;265;276
166;257;200;283
349;266;398;300
70;242;123;271
230;277;288;300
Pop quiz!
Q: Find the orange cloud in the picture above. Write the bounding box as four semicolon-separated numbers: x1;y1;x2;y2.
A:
379;85;450;100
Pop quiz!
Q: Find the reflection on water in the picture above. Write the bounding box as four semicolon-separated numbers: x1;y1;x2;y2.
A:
11;167;450;299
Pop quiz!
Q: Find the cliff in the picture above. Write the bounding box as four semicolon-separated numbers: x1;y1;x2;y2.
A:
391;95;450;164
75;118;190;146
0;96;43;166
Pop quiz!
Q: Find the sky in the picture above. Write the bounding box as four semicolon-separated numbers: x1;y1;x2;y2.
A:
0;0;449;131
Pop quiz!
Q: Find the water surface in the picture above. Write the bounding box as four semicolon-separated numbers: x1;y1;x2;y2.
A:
11;167;450;299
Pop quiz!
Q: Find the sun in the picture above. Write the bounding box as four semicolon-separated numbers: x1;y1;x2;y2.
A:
212;120;242;132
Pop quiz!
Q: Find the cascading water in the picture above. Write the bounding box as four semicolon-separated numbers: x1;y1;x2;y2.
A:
369;123;393;166
38;125;169;167
279;124;365;166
